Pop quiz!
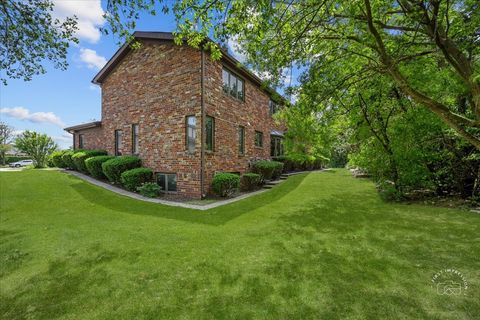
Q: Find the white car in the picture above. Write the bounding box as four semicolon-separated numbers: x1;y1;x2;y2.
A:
9;159;34;168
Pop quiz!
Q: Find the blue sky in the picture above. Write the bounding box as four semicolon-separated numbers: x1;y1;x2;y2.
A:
0;0;299;149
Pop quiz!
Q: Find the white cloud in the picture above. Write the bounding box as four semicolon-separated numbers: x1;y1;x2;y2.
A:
54;133;73;143
89;84;100;91
0;107;65;127
79;48;107;69
53;0;105;43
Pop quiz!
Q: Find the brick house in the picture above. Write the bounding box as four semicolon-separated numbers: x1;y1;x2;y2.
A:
65;32;285;199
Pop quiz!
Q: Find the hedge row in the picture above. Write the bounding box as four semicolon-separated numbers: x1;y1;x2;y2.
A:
102;156;142;184
85;155;114;179
273;156;324;173
72;150;108;173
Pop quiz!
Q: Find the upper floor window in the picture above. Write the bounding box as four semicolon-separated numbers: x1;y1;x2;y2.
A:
186;116;196;153
269;100;281;115
238;126;245;155
78;134;84;149
255;131;263;148
131;124;139;154
205;116;215;151
222;68;244;101
115;130;123;156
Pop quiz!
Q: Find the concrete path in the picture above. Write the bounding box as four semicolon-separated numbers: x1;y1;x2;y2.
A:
65;170;272;211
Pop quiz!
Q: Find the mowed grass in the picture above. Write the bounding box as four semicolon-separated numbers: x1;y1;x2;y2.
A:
0;169;479;319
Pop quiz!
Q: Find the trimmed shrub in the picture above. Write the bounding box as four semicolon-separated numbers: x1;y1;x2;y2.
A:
85;155;114;179
50;150;67;168
72;150;107;173
138;182;160;198
212;173;240;197
102;156;142;184
271;161;284;180
61;150;76;169
121;167;153;191
240;173;262;191
252;160;283;181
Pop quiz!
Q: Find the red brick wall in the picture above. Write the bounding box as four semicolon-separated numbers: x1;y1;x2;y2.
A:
100;41;203;198
74;126;104;150
202;55;285;193
71;41;284;199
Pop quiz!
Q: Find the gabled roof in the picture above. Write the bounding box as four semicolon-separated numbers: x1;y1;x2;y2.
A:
92;31;285;101
64;121;101;133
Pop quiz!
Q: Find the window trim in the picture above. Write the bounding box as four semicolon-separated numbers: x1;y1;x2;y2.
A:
238;126;245;155
222;66;245;102
156;172;177;193
114;129;123;156
131;124;139;155
186;115;196;154
205;115;215;152
255;131;263;148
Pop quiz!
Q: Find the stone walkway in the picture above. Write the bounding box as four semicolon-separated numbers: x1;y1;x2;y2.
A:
65;170;271;211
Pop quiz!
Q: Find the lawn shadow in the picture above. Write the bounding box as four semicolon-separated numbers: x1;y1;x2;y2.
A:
66;173;308;226
266;191;480;318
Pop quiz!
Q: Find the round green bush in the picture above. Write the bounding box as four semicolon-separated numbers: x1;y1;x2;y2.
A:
121;167;153;191
102;156;142;184
72;150;107;173
85;155;114;179
212;173;240;197
50;150;67;168
252;160;284;181
137;182;160;198
240;173;262;191
61;150;76;169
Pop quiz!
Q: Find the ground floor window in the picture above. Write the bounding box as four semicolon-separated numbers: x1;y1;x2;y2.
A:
156;173;177;192
238;126;245;155
115;130;123;156
270;136;284;157
255;131;263;148
79;134;84;149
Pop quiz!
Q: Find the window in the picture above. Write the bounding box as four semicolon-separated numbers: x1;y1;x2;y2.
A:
156;173;177;192
131;124;139;154
238;126;245;155
255;131;263;148
205;116;214;151
222;67;244;101
269;100;280;115
78;134;84;149
271;136;284;157
73;135;76;150
115;130;123;156
186;116;196;153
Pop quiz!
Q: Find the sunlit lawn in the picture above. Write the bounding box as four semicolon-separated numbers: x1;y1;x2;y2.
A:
0;169;478;319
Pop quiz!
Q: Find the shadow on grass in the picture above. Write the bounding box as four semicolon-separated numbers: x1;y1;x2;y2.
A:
265;192;480;319
66;173;308;226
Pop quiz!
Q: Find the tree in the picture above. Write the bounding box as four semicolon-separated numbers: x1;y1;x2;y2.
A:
15;131;58;168
0;122;14;165
0;0;78;85
104;0;480;149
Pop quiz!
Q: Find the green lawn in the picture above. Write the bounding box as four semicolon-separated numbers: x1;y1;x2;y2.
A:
0;169;479;319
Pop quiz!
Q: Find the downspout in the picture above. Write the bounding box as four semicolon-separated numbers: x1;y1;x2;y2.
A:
200;49;206;199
